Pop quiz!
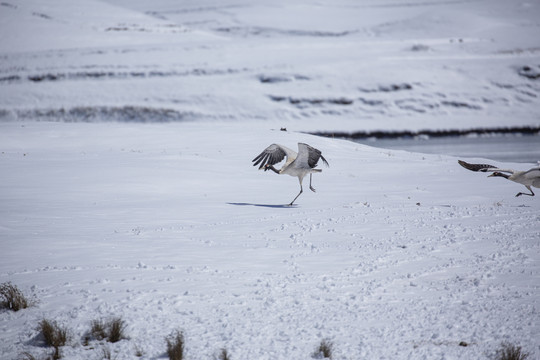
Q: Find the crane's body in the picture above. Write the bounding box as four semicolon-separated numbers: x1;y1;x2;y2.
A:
253;143;329;205
458;160;540;197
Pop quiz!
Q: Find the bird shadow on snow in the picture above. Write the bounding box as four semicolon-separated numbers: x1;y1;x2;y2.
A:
227;202;297;208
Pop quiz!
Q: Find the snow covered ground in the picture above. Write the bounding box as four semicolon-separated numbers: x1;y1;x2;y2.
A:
1;121;539;360
1;0;539;359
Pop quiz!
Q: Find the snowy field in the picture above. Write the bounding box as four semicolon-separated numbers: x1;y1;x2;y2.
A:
1;0;540;359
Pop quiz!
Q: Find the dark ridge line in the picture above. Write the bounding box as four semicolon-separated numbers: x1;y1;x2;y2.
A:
215;26;353;37
0;68;248;84
0;106;200;123
308;126;540;140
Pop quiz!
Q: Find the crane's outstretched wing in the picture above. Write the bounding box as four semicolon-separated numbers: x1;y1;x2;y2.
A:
458;160;499;173
252;144;297;170
524;168;540;185
458;160;519;175
297;143;329;169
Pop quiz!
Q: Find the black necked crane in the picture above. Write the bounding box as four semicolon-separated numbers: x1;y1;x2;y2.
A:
458;160;540;197
253;143;329;205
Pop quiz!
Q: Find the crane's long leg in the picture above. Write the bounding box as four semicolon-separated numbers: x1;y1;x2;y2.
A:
289;184;303;206
309;173;316;192
516;186;535;197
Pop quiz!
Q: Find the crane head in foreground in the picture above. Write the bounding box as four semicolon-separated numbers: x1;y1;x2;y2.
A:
458;160;540;197
252;143;329;205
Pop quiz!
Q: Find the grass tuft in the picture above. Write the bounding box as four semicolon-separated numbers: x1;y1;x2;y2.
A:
496;342;530;360
100;345;116;360
0;282;32;311
166;330;185;360
90;319;107;341
38;319;69;359
312;338;333;359
216;348;231;360
134;344;144;357
107;317;126;343
89;317;127;343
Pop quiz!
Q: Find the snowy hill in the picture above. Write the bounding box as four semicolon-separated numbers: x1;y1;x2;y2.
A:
1;0;540;131
1;1;539;359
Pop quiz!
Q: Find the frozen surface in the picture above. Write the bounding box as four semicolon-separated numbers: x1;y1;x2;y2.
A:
1;0;540;359
354;135;540;163
1;121;539;360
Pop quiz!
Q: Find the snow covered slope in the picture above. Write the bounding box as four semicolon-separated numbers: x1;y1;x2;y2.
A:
1;121;539;359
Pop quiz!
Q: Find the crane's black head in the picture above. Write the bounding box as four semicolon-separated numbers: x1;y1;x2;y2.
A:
264;164;280;174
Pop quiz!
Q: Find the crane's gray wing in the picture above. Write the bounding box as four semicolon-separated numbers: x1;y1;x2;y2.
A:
523;168;540;183
458;160;498;172
297;143;329;169
252;144;296;170
458;160;517;175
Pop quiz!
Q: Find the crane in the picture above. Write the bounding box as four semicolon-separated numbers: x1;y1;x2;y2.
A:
253;143;329;205
458;160;540;197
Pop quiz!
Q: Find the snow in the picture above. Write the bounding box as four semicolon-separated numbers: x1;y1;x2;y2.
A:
2;0;540;131
1;0;540;359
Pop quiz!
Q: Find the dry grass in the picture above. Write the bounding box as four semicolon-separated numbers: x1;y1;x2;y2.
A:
90;319;107;341
166;330;185;360
496;342;530;360
38;319;69;359
100;346;114;360
312;338;333;359
0;282;32;311
216;348;231;360
89;317;127;343
134;344;144;357
107;317;126;343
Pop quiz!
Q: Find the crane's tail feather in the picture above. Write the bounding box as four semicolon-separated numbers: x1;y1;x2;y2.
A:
320;154;329;167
